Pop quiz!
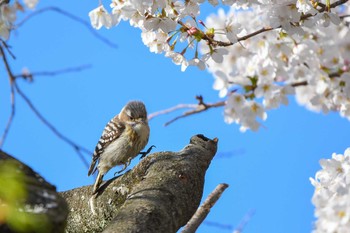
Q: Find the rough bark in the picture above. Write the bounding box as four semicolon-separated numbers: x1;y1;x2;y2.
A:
0;150;68;233
61;134;218;233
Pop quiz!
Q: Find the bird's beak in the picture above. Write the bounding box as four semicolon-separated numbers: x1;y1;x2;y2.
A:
140;118;148;124
134;118;147;124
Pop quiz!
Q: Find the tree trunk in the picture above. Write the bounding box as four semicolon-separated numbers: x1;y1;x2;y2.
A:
61;134;218;233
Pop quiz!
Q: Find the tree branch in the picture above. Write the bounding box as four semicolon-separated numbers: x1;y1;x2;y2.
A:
61;134;218;233
148;103;198;121
0;45;16;148
0;84;15;149
149;96;225;126
13;64;92;81
14;83;91;168
0;44;92;168
196;0;348;47
233;209;256;233
15;7;118;49
0;39;16;59
181;183;229;233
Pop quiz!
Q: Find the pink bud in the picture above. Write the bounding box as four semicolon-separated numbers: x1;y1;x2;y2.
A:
187;27;198;36
198;20;206;27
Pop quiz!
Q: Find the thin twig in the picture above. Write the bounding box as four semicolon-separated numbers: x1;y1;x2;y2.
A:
148;95;226;126
1;44;92;167
151;78;310;126
291;80;308;87
233;209;256;233
203;221;233;230
148;103;198;120
0;39;16;59
181;183;229;233
202;209;255;232
0;45;16;148
164;101;225;126
15;6;118;49
14;82;92;167
0;85;15;149
14;64;92;80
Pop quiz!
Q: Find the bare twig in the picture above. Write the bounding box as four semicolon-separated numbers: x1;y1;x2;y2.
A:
202;208;255;232
181;183;229;233
149;95;225;126
0;44;92;168
148;103;198;120
0;39;16;59
14;64;92;81
165;98;225;126
203;221;233;230
14;82;91;168
15;7;118;49
0;45;16;148
233;209;256;233
0;85;15;149
150;78;310;126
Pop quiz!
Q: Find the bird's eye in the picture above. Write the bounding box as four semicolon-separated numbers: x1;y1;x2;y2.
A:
129;116;134;121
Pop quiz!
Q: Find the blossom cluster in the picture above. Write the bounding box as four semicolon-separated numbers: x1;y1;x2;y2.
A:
0;0;38;40
89;0;350;131
310;148;350;232
204;2;350;132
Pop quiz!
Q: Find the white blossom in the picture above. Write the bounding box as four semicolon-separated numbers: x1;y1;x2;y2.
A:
143;17;177;33
23;0;39;9
296;0;317;14
89;5;112;30
86;0;350;132
311;148;350;232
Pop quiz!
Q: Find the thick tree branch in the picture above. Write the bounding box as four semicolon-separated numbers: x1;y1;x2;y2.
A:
61;134;218;233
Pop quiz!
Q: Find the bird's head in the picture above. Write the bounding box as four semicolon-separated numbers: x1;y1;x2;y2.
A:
120;101;148;124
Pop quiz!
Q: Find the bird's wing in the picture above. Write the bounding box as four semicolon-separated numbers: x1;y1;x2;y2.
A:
88;115;125;176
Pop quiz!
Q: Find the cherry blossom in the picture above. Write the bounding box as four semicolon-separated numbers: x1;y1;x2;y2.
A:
311;148;350;232
2;0;350;230
23;0;39;9
89;5;112;30
0;1;38;40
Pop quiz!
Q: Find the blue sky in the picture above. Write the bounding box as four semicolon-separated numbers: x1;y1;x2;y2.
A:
1;1;350;232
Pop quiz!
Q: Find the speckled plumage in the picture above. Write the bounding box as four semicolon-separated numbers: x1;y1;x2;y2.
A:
88;101;150;194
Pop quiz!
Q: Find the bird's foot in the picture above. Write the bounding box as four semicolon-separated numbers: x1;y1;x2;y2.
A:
114;158;131;176
139;145;156;159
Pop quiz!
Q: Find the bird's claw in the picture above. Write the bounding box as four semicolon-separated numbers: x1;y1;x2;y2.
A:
139;145;156;159
113;159;131;176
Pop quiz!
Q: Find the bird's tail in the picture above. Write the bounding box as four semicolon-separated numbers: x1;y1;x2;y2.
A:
92;172;104;194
